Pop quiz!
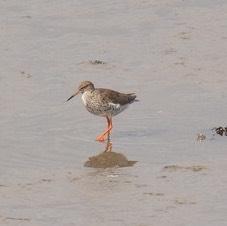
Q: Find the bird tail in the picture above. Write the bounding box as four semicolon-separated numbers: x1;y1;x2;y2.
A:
128;93;139;103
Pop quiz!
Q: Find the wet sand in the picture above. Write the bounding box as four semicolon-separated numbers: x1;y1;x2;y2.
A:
1;0;227;225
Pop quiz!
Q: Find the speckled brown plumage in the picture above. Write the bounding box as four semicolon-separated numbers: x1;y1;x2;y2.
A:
96;88;137;105
67;81;138;143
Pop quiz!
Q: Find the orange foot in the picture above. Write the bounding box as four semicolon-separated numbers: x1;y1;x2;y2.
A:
96;134;108;142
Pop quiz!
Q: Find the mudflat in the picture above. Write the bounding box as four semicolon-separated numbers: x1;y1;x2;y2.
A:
0;1;227;225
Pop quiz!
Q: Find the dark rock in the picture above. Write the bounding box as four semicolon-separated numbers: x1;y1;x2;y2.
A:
215;127;227;136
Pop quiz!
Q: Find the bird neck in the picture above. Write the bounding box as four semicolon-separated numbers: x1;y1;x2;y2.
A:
81;90;92;106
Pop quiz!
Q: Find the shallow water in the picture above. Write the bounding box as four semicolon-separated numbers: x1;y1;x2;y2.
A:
1;0;227;225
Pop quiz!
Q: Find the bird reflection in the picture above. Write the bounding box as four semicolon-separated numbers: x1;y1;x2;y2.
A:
104;133;112;152
84;138;137;168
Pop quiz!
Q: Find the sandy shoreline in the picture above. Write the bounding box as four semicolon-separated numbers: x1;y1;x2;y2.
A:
1;0;227;225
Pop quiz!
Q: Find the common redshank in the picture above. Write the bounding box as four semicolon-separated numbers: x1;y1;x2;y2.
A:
67;81;137;142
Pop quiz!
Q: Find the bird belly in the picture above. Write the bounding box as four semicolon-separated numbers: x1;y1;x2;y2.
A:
86;102;128;117
109;103;129;116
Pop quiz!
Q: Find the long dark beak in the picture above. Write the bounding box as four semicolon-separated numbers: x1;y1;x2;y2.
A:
66;90;79;102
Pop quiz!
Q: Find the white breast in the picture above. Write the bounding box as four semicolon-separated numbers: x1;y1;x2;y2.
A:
81;92;88;106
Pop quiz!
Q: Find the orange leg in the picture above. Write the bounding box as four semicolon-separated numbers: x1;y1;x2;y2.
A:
96;117;113;142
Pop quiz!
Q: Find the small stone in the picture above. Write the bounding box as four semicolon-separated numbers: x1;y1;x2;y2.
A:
89;60;106;65
197;133;206;141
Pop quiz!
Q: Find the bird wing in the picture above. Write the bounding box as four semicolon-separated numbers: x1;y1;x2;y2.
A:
97;88;137;105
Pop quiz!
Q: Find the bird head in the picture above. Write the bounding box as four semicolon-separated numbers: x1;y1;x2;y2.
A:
67;81;95;101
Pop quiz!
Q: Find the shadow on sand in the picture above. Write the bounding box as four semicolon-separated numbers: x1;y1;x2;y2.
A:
84;139;137;169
